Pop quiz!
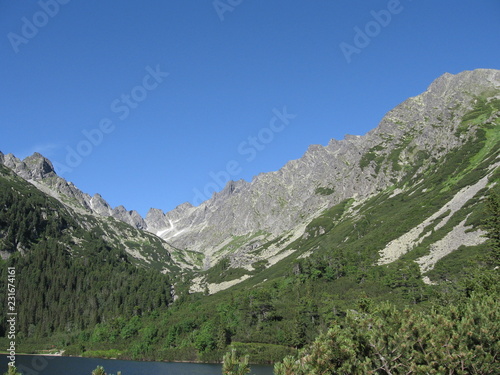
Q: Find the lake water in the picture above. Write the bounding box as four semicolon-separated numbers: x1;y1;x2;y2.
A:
0;355;274;375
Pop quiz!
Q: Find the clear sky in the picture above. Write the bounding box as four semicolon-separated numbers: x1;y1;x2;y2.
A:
1;0;499;216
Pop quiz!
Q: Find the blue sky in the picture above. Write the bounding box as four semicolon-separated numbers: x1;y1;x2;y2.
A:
1;0;499;216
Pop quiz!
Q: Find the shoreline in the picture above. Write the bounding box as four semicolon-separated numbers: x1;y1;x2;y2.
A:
2;352;273;366
1;351;64;357
3;352;221;364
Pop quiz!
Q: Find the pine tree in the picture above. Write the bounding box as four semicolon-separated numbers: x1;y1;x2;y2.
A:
222;349;250;375
3;366;21;375
483;187;500;265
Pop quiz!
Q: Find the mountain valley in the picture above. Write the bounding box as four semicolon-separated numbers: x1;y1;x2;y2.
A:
0;69;499;367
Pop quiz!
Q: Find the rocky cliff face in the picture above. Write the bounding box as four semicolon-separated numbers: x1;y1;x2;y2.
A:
2;69;499;272
143;69;500;267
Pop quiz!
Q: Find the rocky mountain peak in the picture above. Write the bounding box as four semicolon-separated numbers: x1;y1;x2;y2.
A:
0;152;146;229
90;193;112;216
0;152;56;180
112;205;147;229
23;153;56;180
426;69;500;98
213;179;247;201
145;208;169;233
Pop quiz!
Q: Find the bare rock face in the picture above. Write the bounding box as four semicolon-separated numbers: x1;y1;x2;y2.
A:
1;153;54;180
143;69;500;258
23;153;57;179
145;208;169;233
90;194;113;216
112;205;147;229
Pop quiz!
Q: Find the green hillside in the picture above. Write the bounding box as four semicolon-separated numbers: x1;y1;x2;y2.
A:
0;165;179;349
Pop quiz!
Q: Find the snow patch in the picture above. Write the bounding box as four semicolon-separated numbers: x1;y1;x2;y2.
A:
157;219;187;239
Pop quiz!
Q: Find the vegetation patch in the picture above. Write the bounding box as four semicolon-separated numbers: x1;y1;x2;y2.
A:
314;186;335;196
204;258;250;284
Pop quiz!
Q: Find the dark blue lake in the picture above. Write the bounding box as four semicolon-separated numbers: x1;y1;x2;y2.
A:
0;355;274;375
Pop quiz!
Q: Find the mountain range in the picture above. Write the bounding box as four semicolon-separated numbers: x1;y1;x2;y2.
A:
2;68;499;289
1;68;499;364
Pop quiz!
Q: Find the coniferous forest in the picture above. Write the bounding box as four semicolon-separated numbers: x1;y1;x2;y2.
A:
0;166;173;350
